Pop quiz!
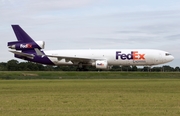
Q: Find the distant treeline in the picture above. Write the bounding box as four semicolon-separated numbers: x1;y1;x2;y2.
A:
0;59;179;72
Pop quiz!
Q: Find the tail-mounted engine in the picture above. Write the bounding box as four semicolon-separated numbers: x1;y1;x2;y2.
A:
8;41;45;50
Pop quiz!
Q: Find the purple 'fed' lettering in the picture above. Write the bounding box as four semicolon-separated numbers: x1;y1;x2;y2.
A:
116;51;145;60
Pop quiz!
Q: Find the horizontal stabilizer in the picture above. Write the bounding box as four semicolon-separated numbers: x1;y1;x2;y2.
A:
9;50;34;59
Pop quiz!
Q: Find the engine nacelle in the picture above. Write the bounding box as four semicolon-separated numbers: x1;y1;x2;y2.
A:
94;60;108;69
8;41;45;50
35;41;45;49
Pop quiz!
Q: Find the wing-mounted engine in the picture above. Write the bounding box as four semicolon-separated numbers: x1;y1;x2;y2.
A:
8;41;45;50
93;60;109;69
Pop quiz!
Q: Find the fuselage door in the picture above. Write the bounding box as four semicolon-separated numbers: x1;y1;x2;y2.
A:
154;53;162;64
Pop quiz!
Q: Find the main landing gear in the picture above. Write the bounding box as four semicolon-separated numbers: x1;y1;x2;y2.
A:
76;63;88;71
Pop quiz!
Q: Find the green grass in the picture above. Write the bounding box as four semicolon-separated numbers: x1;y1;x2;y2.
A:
0;79;180;116
0;71;180;79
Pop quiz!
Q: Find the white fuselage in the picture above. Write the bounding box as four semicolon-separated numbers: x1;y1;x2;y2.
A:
44;49;174;66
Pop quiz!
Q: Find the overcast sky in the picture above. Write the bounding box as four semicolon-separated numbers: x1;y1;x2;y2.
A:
0;0;180;67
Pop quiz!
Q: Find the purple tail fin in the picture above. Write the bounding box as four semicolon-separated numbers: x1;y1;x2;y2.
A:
8;25;53;65
8;25;34;46
8;25;44;50
12;25;34;42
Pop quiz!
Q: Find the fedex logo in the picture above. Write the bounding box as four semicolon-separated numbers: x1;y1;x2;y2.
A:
97;63;104;66
116;51;145;60
20;44;32;48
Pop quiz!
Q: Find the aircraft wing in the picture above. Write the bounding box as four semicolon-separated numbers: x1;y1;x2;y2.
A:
46;54;105;64
9;50;34;59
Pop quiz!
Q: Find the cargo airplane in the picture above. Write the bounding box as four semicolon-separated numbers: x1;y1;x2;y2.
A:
8;25;174;70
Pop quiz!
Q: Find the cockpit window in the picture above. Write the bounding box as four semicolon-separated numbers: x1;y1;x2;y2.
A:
165;53;171;56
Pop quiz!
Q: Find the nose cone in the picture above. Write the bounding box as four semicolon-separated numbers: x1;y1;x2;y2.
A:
168;55;174;62
162;52;174;64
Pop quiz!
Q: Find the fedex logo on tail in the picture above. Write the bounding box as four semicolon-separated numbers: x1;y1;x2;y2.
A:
20;44;32;48
116;51;145;60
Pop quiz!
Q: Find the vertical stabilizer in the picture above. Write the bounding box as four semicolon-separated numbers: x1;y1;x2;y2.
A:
11;25;34;42
8;25;44;50
7;25;53;65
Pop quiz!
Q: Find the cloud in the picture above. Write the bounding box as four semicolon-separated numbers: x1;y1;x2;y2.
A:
27;0;95;10
0;0;96;25
165;34;180;40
